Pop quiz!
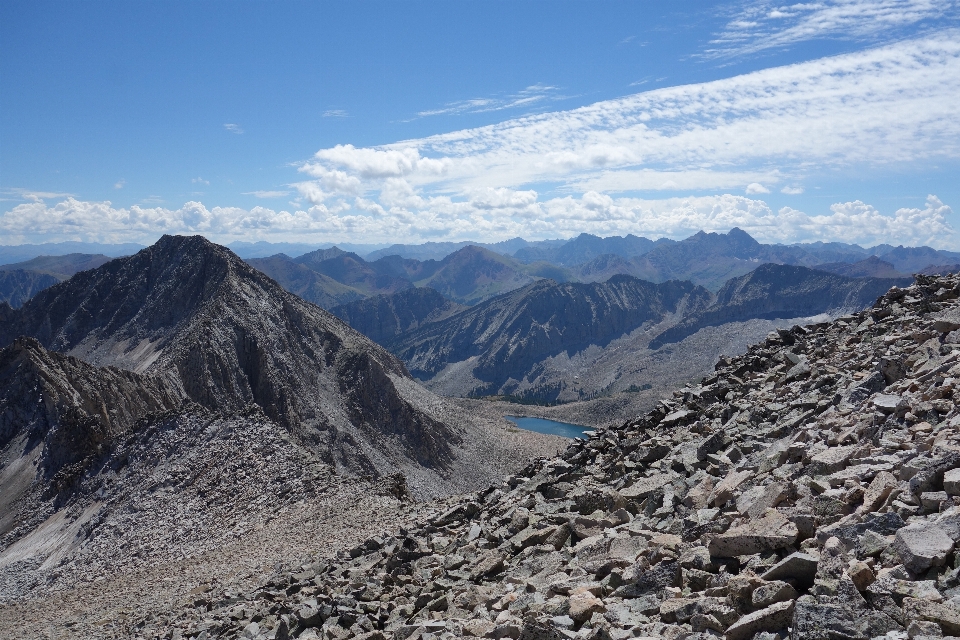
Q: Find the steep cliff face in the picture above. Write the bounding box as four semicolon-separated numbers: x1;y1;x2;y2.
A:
390;275;712;396
650;263;912;348
0;235;459;476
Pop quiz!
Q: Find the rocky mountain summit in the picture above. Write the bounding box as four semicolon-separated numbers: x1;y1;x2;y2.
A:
0;234;462;480
168;272;960;640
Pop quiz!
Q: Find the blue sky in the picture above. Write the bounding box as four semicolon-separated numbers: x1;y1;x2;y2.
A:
2;0;959;247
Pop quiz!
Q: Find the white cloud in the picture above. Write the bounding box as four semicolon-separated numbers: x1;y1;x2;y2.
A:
114;179;125;190
243;190;291;199
2;188;75;202
781;186;805;194
300;32;960;202
4;33;959;250
2;193;952;249
192;177;210;185
416;84;562;118
223;123;244;134
322;109;348;118
707;0;954;57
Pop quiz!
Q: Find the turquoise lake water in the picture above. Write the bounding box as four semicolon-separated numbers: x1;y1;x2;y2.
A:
504;415;594;439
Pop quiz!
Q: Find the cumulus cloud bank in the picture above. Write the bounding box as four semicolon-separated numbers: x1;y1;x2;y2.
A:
1;193;953;249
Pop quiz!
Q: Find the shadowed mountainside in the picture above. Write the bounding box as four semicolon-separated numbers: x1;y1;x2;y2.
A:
0;253;114;280
650;263;912;348
294;247;414;297
330;287;467;345
388;275;712;396
513;232;667;265
0;270;60;309
260;244;552;306
246;254;365;309
813;255;906;279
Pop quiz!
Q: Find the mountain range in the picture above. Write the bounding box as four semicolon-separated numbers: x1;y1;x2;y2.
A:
6;229;960;315
3;231;960;636
323;264;910;406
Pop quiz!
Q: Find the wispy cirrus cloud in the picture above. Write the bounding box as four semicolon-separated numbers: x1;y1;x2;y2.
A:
416;84;562;118
298;32;960;200
1;188;76;202
243;190;292;199
322;109;349;118
223;123;244;134
706;0;956;58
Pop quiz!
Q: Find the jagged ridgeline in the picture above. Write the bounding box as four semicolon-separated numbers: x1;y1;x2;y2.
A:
0;234;459;477
184;273;960;640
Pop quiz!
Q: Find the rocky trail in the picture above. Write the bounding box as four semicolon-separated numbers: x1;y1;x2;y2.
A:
159;273;960;640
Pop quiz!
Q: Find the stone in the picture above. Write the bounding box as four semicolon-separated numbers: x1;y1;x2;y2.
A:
517;620;565;640
902;597;960;635
893;522;955;573
723;599;794;640
944;468;960;496
858;471;898;514
740;482;791;520
621;474;673;501
907;620;944;639
879;356;907;384
874;394;909;415
471;551;506;581
857;530;892;558
922;491;950;512
762;552;819;589
792;595;902;640
847;561;876;591
810;445;857;475
708;469;753;506
617;560;681;598
568;588;605;622
751;580;798;608
707;509;798;557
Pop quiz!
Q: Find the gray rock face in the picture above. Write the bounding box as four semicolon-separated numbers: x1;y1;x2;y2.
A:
650;263;911;348
0;269;60;308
